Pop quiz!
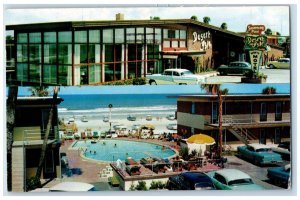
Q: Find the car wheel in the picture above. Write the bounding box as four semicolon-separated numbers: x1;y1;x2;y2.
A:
149;80;157;85
254;159;260;166
269;64;275;69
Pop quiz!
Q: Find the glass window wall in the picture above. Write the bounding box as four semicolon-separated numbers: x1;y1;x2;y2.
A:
58;65;72;85
17;33;28;43
75;31;87;43
115;28;124;43
43;64;57;84
89;30;100;43
58;32;72;43
89;64;101;83
126;28;135;43
103;29;113;43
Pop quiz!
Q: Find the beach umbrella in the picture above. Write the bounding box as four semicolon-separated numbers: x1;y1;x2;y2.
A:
187;134;215;145
141;124;155;130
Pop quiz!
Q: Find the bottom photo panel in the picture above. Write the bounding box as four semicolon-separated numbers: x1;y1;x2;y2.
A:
6;83;291;193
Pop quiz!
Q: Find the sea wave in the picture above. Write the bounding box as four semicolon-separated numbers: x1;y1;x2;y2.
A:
58;105;177;118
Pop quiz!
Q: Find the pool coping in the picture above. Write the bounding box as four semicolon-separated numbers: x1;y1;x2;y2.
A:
67;138;179;164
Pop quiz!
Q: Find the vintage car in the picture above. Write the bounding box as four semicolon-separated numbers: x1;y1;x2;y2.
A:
267;164;290;188
167;123;177;130
146;69;206;85
167;172;216;190
206;169;265;190
271;141;290;160
267;58;290;69
237;143;283;166
166;114;176;120
217;61;252;75
49;182;96;192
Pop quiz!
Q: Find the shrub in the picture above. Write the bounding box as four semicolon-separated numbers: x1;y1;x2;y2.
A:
135;181;148;191
179;147;189;160
26;177;41;191
149;181;166;190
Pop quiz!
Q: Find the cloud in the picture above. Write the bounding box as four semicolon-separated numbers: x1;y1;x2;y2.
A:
4;6;290;35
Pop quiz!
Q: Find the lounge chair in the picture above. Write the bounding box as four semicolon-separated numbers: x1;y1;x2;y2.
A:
125;157;141;176
93;131;99;139
81;131;86;139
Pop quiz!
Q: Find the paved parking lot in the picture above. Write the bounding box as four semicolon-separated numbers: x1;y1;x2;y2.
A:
206;68;290;84
224;155;290;190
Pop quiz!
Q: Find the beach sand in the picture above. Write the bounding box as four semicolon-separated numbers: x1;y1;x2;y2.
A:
68;115;177;136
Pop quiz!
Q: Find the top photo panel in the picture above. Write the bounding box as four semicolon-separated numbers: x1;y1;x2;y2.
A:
5;5;291;86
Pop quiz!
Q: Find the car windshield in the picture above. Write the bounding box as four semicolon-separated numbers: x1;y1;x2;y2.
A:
181;71;193;76
228;178;253;186
256;148;272;152
195;182;215;190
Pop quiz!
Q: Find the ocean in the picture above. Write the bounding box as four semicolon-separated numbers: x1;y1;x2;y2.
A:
58;94;179;119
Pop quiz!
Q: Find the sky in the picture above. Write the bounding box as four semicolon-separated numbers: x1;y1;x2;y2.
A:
4;4;291;36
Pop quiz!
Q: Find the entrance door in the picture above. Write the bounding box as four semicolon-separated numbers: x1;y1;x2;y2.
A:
43;149;56;179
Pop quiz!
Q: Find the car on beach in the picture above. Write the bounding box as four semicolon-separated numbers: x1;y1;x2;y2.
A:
146;68;206;85
267;164;291;188
166;114;176;120
271;141;290;160
167;123;177;130
146;115;153;121
103;116;109;122
132;124;141;130
205;169;265;190
81;116;88;122
167;172;216;190
127;115;137;121
267;58;290;69
237;143;283;166
217;61;252;75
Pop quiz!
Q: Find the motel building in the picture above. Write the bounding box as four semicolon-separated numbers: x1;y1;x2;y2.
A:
6;14;247;86
175;94;290;148
10;97;63;192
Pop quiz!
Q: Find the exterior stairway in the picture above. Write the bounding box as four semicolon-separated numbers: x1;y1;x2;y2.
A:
228;126;257;145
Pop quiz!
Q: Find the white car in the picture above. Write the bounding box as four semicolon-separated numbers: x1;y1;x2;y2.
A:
146;69;206;85
167;123;177;130
49;182;96;192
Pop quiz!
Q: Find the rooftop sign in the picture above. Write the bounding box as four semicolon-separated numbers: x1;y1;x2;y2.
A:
246;24;265;35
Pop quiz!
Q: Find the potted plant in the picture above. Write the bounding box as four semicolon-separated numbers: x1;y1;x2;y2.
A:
241;70;267;83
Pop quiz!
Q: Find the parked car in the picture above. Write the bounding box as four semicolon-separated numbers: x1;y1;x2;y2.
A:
132;124;141;130
81;115;88;122
271;141;290;160
217;61;252;75
49;182;96;192
146;68;206;85
146;115;153;121
237;143;283;166
167;123;177;130
103;116;109;122
166;114;176;120
206;169;265;190
267;164;290;188
127;115;137;121
167;172;216;190
267;58;290;69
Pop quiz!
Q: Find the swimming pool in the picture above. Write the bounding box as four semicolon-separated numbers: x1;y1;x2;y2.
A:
72;139;176;162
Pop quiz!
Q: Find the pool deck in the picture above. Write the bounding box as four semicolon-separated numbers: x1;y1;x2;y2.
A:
43;138;181;188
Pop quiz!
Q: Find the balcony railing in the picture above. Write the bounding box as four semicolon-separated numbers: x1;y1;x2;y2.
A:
206;114;290;126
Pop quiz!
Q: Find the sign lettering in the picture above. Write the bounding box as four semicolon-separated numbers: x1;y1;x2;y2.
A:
249;50;262;71
193;31;211;50
246;24;266;35
244;36;267;50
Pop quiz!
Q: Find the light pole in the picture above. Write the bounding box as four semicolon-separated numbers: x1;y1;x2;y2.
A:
108;104;113;134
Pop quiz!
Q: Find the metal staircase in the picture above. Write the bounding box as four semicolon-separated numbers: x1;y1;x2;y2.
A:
228;126;257;145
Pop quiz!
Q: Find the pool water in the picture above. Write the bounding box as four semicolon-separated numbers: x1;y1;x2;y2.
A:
72;140;176;162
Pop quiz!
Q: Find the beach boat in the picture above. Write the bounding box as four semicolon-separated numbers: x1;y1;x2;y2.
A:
81;116;88;122
146;115;153;121
68;117;75;123
127;115;137;121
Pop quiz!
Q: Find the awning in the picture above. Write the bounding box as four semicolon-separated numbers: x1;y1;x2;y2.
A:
161;50;206;57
